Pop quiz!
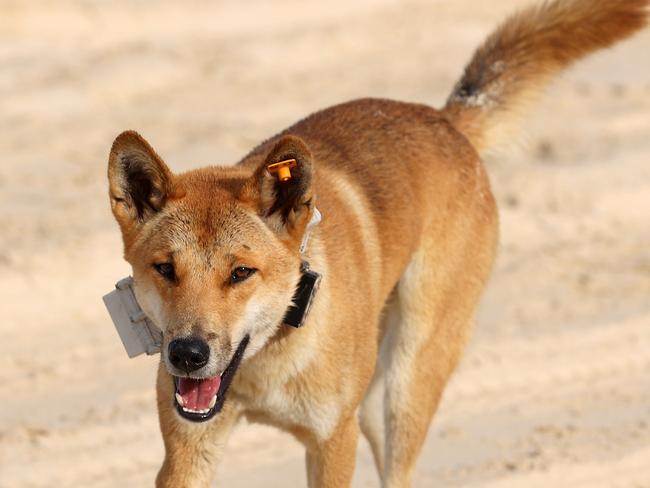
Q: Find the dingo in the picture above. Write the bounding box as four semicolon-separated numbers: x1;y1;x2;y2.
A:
107;1;648;486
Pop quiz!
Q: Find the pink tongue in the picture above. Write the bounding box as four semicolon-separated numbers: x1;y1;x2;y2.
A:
178;376;221;410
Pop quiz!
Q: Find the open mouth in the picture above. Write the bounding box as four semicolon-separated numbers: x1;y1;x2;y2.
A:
173;335;249;422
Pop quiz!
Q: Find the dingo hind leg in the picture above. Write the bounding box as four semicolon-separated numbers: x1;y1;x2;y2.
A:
382;216;497;488
359;293;401;481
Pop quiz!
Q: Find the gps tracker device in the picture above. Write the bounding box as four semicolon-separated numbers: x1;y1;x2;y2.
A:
102;276;162;357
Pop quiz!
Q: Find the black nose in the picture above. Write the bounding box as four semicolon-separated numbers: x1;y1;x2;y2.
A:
168;337;210;373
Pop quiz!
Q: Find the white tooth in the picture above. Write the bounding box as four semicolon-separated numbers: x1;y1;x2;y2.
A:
175;393;184;406
208;395;217;409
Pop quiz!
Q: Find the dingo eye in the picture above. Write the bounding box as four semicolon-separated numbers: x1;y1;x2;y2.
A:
153;262;176;282
231;267;256;284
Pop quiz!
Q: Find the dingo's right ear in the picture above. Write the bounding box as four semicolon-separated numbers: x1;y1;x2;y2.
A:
107;131;173;232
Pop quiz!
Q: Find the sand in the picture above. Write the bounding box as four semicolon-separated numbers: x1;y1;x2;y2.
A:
1;0;649;486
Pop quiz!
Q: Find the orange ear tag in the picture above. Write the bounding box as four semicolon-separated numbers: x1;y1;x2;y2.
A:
267;159;297;182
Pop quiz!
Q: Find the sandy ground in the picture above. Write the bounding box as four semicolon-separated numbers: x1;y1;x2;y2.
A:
1;0;649;486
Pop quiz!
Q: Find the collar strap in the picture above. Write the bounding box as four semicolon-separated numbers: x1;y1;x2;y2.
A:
300;207;321;254
283;261;321;328
283;208;322;328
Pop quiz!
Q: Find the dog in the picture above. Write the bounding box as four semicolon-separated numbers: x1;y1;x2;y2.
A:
107;1;648;486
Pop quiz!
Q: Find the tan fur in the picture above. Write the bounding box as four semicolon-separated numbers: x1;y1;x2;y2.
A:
106;1;648;486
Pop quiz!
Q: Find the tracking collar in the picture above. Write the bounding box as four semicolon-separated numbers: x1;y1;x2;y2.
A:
283;208;322;328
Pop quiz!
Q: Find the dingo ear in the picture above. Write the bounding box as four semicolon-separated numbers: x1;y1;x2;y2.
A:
252;135;315;237
108;131;173;230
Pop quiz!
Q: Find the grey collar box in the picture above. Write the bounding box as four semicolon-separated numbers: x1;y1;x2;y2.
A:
102;276;162;358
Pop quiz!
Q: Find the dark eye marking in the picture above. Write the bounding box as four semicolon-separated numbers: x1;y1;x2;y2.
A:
230;267;256;285
153;262;176;282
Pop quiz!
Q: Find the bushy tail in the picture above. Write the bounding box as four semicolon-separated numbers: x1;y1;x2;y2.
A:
443;0;649;154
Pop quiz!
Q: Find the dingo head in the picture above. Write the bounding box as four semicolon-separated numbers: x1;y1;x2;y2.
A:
107;131;315;421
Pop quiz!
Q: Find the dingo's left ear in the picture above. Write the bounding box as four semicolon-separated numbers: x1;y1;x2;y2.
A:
252;135;314;237
108;131;174;231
